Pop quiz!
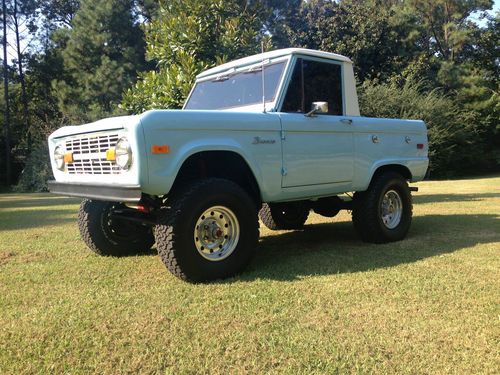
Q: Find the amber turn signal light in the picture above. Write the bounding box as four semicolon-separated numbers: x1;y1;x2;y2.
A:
106;147;116;161
151;145;170;154
63;152;73;163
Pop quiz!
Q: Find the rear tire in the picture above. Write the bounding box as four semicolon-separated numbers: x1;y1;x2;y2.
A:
78;199;155;256
352;172;413;243
154;178;259;282
259;202;309;230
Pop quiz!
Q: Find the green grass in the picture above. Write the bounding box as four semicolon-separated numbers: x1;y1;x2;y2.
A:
0;176;499;374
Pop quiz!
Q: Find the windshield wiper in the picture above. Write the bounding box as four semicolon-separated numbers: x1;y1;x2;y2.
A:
212;75;231;82
244;59;271;74
212;68;236;82
244;66;262;74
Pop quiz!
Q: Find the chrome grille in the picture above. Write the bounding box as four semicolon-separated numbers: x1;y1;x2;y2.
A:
65;133;121;175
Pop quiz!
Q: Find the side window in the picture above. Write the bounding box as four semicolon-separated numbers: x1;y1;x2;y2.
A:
281;58;343;115
282;59;304;113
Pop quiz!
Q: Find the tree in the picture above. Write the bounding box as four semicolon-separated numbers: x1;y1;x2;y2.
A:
259;0;302;47
123;0;267;112
35;0;80;28
405;0;493;62
10;0;31;149
2;0;11;185
468;13;499;82
133;0;159;22
54;0;146;123
270;0;422;81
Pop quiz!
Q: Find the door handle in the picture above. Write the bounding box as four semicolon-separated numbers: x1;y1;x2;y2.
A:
340;119;353;125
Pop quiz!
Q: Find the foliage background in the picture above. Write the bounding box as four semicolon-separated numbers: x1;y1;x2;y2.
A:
0;0;498;190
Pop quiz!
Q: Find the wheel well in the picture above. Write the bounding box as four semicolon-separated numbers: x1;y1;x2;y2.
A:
173;151;262;206
372;164;412;182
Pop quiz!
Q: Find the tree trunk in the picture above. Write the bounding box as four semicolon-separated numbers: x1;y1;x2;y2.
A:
2;0;11;186
13;0;30;149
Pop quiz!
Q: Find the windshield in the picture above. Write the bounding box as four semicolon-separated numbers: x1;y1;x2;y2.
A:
185;61;286;110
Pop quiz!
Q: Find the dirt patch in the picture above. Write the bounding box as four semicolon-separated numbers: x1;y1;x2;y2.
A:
0;251;17;265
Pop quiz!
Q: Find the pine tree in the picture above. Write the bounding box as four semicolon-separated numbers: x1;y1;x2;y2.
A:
55;0;145;123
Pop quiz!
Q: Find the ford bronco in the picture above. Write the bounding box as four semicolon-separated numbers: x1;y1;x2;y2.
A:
48;48;429;282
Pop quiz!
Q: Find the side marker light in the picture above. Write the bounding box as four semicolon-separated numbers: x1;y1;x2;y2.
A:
151;145;170;154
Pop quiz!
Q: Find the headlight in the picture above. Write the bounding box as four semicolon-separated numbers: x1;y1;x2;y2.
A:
54;145;65;170
115;137;132;170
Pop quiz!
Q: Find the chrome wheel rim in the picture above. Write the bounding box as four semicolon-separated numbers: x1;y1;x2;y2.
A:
381;190;403;229
194;206;240;261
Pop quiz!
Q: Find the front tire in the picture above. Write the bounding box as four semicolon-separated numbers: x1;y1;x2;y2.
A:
154;178;259;282
352;172;413;243
78;199;155;256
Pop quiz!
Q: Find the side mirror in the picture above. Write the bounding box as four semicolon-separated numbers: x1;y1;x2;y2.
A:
305;101;328;117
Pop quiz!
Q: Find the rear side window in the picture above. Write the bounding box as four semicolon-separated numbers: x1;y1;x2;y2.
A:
282;58;343;115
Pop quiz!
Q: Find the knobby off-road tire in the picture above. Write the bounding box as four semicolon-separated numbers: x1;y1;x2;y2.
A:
78;199;155;256
352;172;413;243
154;178;259;282
259;202;310;230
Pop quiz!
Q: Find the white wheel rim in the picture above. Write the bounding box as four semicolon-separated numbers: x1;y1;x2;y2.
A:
194;206;240;261
381;190;403;229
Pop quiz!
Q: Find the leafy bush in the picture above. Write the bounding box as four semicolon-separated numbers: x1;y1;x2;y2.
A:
358;78;474;177
15;141;53;192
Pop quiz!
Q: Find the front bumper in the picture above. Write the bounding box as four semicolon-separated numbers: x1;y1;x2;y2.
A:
48;181;142;202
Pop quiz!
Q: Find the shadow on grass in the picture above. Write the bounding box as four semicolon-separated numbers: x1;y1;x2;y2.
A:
3;195;498;278
0;208;77;232
121;248;158;257
237;213;499;281
0;195;80;209
0;194;78;231
414;193;500;204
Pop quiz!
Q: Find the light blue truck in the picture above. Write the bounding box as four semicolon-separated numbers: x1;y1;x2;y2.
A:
48;48;429;282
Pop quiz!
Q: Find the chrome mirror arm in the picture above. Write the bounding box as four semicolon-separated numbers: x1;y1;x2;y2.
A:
304;108;319;117
304;101;328;117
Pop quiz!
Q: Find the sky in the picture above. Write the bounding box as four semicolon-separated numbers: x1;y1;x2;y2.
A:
469;0;499;26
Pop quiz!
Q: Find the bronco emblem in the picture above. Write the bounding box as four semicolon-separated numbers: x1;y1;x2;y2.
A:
252;137;276;145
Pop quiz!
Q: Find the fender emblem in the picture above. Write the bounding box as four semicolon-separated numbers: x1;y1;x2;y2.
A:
252;137;276;145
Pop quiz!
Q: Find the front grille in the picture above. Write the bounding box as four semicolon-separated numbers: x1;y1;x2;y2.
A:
65;133;122;175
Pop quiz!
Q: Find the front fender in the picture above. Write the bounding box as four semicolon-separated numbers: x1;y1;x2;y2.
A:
138;110;282;197
145;137;265;196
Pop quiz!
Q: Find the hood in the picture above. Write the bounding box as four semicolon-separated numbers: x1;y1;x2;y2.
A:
49;115;140;139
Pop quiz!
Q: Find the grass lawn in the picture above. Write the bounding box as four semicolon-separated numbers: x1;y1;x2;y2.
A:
0;176;499;374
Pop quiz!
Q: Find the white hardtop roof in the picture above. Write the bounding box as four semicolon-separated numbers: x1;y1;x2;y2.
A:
196;48;352;79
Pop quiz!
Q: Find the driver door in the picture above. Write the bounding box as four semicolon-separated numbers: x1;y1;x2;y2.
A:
279;57;354;188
